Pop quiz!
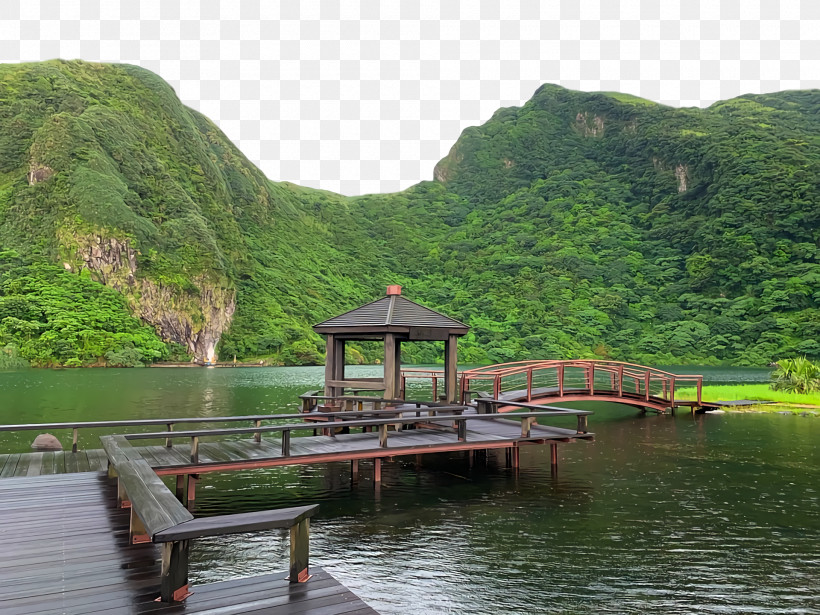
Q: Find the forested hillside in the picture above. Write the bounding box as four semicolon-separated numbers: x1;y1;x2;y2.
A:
1;61;818;367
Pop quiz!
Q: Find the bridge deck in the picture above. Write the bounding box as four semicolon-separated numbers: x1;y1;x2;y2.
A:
0;472;376;615
0;418;590;478
498;386;674;409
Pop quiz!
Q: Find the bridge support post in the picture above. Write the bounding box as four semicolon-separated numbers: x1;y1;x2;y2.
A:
550;443;558;471
186;474;197;507
374;458;382;485
350;459;358;484
511;447;519;469
175;475;185;502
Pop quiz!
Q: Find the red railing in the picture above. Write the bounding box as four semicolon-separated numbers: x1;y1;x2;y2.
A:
399;369;464;401
455;360;702;408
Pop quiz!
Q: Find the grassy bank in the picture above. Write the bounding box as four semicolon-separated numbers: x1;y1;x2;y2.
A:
676;384;820;413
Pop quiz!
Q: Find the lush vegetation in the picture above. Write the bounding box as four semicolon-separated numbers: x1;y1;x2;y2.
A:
1;61;819;367
770;357;820;394
0;251;169;366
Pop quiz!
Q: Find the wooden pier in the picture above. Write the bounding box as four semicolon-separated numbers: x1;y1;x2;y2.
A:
0;472;374;615
0;399;593;612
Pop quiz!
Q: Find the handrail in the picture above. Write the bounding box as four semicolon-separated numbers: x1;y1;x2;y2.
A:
122;408;593;461
103;435;319;602
1;403;450;452
461;359;703;380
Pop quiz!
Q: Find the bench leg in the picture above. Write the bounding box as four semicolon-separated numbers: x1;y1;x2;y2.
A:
160;540;191;602
117;477;129;508
289;519;310;583
129;509;149;544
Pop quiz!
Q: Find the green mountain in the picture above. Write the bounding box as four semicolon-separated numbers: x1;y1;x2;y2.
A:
1;60;818;368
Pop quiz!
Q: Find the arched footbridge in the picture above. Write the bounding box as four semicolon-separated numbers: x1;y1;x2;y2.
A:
402;360;706;412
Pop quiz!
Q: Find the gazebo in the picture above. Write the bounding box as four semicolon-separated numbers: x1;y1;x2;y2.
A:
313;286;470;402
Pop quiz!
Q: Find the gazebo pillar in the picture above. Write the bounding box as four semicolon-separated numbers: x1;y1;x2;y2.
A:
324;335;345;398
383;333;401;400
444;334;459;403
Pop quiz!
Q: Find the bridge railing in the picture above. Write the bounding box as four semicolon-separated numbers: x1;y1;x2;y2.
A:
458;360;702;407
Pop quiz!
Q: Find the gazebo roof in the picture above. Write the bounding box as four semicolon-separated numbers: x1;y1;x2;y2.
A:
313;289;469;338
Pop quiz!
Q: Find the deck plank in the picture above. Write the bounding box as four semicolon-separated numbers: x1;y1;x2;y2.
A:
0;473;377;615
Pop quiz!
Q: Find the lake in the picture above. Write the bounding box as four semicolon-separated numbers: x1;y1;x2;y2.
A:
1;365;818;614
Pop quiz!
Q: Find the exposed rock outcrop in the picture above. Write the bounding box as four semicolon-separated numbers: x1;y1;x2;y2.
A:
675;163;689;192
575;112;605;137
58;228;235;362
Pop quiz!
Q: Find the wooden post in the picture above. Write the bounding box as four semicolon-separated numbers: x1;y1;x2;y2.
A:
351;459;358;477
72;428;78;453
512;447;520;469
166;423;174;448
289;519;311;583
160;540;191;602
378;424;389;448
457;420;467;442
444;334;458;402
374;458;382;484
432;376;438;401
384;334;398;399
302;395;312;414
558;365;564;397
521;416;536;438
281;430;291;456
589;364;595;395
190;436;199;464
324;334;336;397
670;376;676;407
175;475;185;502
550;443;558;469
618;365;624;397
254;420;262;443
187;474;197;505
696;379;702;405
644;371;651;401
577;415;588;433
526;369;533;401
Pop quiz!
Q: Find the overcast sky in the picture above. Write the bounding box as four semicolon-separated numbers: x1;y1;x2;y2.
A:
2;0;819;195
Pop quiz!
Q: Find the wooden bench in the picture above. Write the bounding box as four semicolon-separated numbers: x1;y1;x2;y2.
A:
101;435;319;603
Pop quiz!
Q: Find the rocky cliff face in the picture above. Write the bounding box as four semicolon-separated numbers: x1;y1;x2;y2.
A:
58;228;235;362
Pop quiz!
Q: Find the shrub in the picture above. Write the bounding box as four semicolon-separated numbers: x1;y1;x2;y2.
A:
771;357;820;394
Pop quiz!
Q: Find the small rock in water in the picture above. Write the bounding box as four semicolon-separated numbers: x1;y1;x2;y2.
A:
31;433;62;450
777;411;793;416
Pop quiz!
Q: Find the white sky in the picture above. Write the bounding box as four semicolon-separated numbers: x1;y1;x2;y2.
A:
2;0;819;195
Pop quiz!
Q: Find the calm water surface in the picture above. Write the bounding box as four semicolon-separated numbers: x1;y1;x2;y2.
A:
0;365;818;614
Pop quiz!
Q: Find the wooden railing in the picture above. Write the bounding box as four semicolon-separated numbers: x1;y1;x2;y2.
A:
0;401;460;453
298;390;457;413
121;407;593;462
398;369;466;401
458;360;703;408
102;435;318;602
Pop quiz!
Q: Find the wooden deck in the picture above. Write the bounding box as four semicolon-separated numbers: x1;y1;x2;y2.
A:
0;472;376;615
0;417;590;479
